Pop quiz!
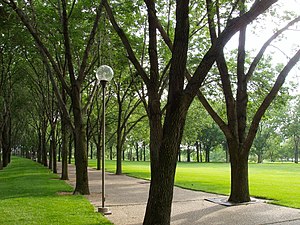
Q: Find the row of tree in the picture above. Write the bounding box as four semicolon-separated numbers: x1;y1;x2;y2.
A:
0;0;299;224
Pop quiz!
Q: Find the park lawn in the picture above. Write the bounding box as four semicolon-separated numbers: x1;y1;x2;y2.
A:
0;157;112;225
89;159;300;209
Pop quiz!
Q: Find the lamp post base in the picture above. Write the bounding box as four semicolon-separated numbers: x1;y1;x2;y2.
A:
98;207;112;215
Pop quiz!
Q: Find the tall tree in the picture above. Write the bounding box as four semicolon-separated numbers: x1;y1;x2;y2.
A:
2;0;107;194
197;0;300;202
104;0;279;223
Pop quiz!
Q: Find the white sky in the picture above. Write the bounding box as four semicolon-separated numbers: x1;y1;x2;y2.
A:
226;0;300;94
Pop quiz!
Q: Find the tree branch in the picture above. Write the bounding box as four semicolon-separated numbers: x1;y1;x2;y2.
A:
244;49;300;153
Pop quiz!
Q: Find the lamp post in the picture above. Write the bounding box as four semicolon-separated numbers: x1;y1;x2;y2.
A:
96;65;114;215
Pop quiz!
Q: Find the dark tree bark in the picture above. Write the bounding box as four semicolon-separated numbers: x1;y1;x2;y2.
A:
178;148;181;162
198;0;300;203
51;125;57;173
228;141;250;202
195;141;200;163
104;0;280;223
135;142;139;161
37;129;42;163
2;118;10;167
0;144;2;170
205;147;210;163
187;145;191;162
68;132;73;164
3;0;106;195
294;137;299;164
41;118;48;167
143;142;146;161
61;114;69;180
71;84;89;194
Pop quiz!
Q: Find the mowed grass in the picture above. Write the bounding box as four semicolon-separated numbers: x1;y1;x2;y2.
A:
89;159;300;209
0;157;112;225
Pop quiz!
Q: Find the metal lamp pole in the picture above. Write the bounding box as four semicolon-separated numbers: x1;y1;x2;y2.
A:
96;65;114;215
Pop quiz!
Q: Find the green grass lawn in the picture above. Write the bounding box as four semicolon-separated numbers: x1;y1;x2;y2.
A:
0;157;112;225
89;159;300;209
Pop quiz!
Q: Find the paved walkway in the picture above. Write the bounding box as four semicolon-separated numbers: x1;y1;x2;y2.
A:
57;163;300;225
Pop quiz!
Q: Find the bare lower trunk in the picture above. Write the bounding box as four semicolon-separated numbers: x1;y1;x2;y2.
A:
42;124;48;167
294;138;299;164
61;117;69;180
0;140;3;170
228;145;250;203
143;98;189;225
68;134;72;164
143;160;176;225
2;121;10;167
52;129;57;174
96;144;101;170
72;86;89;195
37;131;42;163
116;143;122;174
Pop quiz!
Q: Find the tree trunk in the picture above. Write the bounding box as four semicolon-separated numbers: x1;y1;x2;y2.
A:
116;137;122;174
143;101;189;225
41;120;48;167
2;120;10;167
52;127;57;173
109;146;113;160
143;162;176;225
37;130;42;163
135;142;139;161
195;141;200;163
96;143;101;170
72;85;89;195
257;151;263;163
58;141;61;162
228;144;250;203
143;142;146;161
68;133;72;164
49;136;53;170
294;137;299;164
205;147;210;163
61;115;69;180
187;145;191;162
116;100;122;174
96;124;102;170
0;138;3;170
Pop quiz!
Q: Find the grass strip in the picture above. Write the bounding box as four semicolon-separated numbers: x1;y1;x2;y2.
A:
89;159;300;209
0;157;112;225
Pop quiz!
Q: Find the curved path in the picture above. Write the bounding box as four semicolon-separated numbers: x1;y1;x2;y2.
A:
57;163;300;225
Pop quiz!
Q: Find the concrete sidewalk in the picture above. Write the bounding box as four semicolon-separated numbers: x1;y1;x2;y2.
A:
57;163;300;225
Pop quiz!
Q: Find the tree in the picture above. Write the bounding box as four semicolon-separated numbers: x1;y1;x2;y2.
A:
2;0;108;194
283;96;300;163
104;0;280;223
113;66;146;174
196;1;300;202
